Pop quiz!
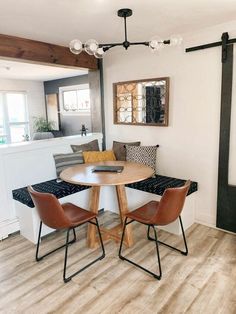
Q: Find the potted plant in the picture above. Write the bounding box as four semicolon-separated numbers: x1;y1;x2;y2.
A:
32;117;55;140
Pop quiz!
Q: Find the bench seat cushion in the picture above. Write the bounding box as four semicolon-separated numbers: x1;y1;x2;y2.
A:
126;175;198;196
12;179;90;208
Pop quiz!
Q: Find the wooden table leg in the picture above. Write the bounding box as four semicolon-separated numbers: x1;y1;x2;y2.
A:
87;186;100;248
116;185;133;247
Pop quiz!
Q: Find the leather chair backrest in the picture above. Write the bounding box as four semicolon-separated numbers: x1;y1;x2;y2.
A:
155;180;191;225
28;186;71;229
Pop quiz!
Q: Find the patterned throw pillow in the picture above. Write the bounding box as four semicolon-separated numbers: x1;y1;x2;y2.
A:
71;139;99;153
53;151;84;177
126;145;159;174
83;150;116;163
112;141;141;161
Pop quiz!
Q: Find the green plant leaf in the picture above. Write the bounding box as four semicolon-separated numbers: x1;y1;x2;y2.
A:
33;117;55;132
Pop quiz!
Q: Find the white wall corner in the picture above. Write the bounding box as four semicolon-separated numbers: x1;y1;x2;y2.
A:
0;218;19;240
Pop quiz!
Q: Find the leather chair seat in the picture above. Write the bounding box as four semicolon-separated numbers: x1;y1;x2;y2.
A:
62;203;96;226
126;201;159;225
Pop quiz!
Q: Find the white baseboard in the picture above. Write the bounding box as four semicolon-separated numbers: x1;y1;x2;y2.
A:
195;213;216;227
0;218;19;240
195;219;236;235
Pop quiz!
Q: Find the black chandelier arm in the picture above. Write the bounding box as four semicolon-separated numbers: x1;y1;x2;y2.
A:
82;40;172;53
99;39;171;48
98;39;171;52
130;40;171;46
129;41;149;46
102;45;116;52
99;42;149;49
99;42;149;52
99;43;124;48
129;39;171;46
98;43;124;52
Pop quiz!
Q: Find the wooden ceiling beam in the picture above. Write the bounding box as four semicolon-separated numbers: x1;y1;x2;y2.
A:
0;33;98;70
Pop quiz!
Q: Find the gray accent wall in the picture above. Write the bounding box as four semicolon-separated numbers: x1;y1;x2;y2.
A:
44;75;89;94
44;75;92;136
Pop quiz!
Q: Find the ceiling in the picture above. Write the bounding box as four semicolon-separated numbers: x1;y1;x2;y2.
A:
0;59;88;81
0;0;236;48
0;0;235;81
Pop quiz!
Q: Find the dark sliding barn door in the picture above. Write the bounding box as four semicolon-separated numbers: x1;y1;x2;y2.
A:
217;43;236;233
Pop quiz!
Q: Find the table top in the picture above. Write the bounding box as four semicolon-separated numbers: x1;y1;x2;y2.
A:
60;161;154;186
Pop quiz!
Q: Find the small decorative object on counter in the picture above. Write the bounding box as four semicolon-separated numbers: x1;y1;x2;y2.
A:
23;134;30;141
80;124;88;136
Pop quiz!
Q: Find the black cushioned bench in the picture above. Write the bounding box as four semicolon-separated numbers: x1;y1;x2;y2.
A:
12;179;90;208
126;174;198;196
13;175;198;208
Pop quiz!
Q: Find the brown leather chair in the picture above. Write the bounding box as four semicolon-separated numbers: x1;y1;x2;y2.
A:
28;186;105;283
119;180;190;280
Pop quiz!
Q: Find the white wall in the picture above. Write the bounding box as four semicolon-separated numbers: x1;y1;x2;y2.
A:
0;78;46;137
0;133;103;239
103;20;236;227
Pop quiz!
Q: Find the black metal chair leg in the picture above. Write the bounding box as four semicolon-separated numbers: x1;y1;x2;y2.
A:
95;217;105;259
72;228;76;243
147;216;188;255
179;216;188;255
118;217;128;259
36;221;43;261
119;219;161;280
147;225;151;240
63;228;71;282
152;225;162;279
36;221;76;262
63;219;105;283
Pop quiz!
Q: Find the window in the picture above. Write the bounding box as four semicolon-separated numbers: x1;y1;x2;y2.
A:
59;84;90;114
0;92;29;144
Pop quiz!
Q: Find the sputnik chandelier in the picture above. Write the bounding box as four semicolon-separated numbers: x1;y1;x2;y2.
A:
69;8;182;58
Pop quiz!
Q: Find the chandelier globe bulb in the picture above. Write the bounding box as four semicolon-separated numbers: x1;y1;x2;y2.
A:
94;47;105;58
84;39;99;55
69;39;83;55
149;36;164;51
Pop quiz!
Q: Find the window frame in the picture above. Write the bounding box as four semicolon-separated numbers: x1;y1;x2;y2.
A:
59;84;91;116
0;91;30;144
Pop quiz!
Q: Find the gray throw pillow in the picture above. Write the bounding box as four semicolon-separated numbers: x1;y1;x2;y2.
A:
71;139;99;153
53;151;84;178
112;141;141;161
126;145;159;174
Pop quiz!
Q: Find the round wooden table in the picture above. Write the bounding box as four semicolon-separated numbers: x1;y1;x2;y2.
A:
60;161;153;248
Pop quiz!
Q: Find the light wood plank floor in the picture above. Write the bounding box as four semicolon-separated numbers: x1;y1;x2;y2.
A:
0;211;236;314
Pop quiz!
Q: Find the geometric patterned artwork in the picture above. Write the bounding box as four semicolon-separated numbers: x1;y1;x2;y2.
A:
113;77;169;126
